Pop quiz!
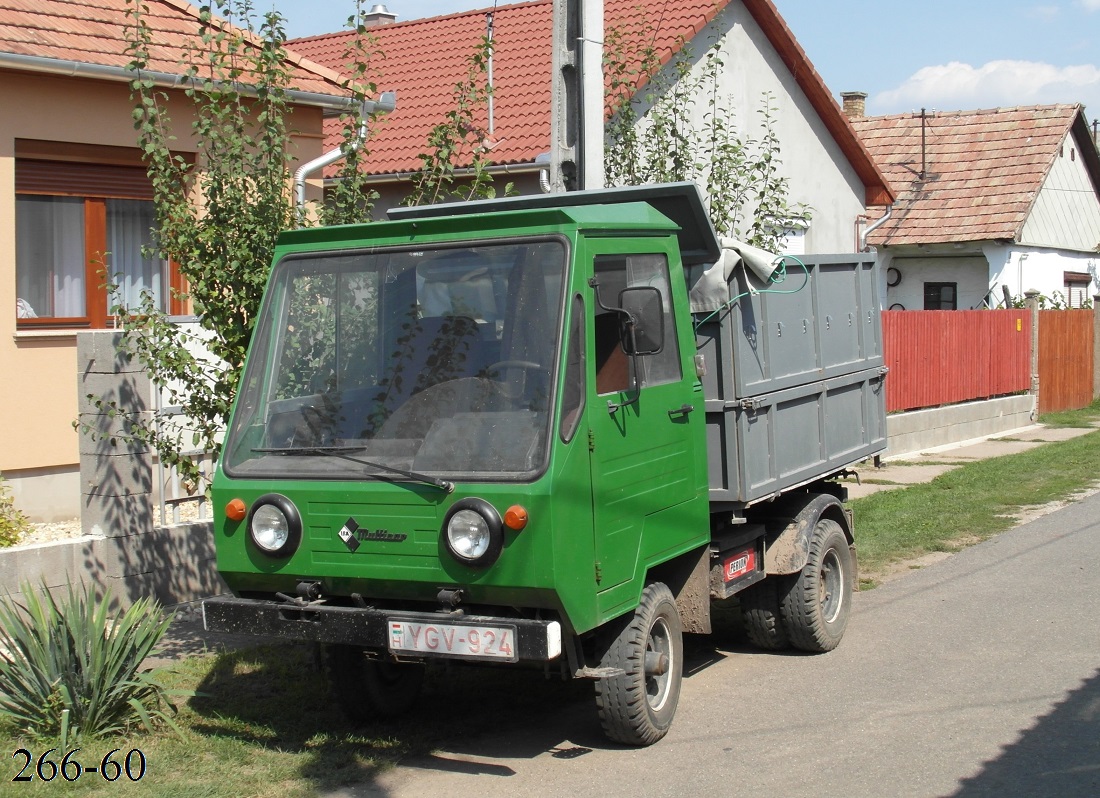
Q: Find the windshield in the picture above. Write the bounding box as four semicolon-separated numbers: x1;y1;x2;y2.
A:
223;239;567;482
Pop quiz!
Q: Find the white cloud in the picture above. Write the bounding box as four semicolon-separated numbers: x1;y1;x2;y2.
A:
873;60;1100;114
1028;4;1060;19
1079;0;1100;10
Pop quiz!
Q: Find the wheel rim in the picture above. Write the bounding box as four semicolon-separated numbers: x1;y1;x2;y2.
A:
819;547;845;623
645;616;674;712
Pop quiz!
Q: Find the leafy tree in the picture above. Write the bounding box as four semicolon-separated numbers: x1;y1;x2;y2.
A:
403;34;512;206
604;20;812;252
83;1;381;488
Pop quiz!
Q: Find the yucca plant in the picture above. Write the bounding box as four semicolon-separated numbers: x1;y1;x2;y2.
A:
0;582;181;740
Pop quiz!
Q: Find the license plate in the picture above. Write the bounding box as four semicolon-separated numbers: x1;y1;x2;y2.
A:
388;620;518;662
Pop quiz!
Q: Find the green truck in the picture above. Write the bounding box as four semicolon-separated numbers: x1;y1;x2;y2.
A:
203;183;887;745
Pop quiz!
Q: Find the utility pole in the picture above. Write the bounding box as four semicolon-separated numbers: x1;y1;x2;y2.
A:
549;0;605;192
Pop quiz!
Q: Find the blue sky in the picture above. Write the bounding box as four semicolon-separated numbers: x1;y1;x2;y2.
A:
266;0;1100;118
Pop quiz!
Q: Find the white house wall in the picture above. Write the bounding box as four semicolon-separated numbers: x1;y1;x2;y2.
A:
1019;133;1100;252
613;2;868;254
881;254;990;310
986;243;1100;303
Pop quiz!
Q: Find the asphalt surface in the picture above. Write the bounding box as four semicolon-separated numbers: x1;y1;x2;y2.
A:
333;478;1100;797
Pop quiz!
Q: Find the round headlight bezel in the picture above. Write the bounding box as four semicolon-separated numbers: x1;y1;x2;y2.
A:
247;493;302;558
442;498;503;568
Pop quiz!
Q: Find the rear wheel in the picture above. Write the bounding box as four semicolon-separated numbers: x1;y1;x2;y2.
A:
324;644;425;722
780;518;853;652
739;576;793;651
594;582;683;746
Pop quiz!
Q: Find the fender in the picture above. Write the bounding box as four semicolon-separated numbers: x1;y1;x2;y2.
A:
760;493;853;575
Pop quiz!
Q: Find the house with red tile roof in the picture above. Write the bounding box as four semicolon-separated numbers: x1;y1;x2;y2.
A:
290;0;892;253
0;0;356;520
848;103;1100;311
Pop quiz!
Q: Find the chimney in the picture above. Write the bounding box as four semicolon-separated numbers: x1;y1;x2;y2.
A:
363;4;397;26
841;91;868;119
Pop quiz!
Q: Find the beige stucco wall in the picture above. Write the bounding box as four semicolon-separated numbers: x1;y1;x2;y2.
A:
0;69;326;518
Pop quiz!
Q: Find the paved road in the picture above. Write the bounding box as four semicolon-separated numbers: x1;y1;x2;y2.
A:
341;492;1100;798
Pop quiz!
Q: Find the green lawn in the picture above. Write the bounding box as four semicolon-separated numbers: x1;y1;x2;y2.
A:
852;399;1100;584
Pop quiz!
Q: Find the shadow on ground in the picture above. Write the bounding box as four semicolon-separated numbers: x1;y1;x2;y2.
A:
171;598;756;794
951;667;1100;797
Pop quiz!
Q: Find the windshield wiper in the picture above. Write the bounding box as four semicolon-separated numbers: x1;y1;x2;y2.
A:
253;446;455;493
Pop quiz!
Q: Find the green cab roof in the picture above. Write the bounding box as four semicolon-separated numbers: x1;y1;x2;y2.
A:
279;182;721;266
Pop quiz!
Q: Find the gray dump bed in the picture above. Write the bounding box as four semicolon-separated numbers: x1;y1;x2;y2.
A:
692;248;887;508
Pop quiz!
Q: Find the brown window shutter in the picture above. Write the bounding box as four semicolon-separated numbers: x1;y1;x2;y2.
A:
16;160;154;200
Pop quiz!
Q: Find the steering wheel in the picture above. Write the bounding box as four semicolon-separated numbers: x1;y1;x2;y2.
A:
485;359;543;375
484;360;544;402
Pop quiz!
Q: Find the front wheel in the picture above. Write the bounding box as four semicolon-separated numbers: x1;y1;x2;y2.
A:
324;644;425;722
780;518;853;652
594;582;683;746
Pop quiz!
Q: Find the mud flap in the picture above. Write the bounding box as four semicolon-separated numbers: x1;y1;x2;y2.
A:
761;493;851;575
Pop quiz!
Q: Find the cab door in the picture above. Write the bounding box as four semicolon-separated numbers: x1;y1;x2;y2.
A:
585;240;705;606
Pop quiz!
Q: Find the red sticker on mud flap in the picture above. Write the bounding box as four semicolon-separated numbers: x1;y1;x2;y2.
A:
723;546;756;581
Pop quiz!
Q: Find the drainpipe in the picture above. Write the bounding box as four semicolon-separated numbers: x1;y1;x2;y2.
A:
294;92;397;222
860;205;893;252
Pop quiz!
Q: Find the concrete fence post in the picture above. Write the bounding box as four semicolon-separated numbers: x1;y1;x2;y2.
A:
77;331;154;539
1025;290;1040;420
1094;295;1100;401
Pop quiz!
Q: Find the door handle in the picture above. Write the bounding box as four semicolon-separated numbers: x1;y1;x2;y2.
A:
667;404;694;419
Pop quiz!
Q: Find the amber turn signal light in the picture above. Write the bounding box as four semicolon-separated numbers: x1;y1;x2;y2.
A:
503;505;528;531
225;498;248;522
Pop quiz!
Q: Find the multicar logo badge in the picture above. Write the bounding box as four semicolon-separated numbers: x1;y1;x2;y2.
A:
338;518;408;552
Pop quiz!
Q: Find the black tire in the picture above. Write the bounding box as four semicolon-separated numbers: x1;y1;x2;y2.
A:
780;518;853;652
594;582;683;746
324;644;425;722
739;576;793;651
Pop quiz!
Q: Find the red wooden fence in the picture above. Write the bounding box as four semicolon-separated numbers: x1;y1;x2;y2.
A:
1037;309;1095;414
882;310;1031;413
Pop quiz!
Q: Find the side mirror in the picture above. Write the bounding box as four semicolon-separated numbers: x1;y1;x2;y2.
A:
618;286;664;356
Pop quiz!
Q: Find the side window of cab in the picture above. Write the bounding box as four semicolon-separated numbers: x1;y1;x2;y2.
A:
592;254;681;395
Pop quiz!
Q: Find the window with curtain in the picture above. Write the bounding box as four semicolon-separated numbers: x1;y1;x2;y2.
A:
14;147;178;328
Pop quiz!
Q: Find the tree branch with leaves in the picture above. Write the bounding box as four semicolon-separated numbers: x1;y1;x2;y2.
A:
604;19;812;253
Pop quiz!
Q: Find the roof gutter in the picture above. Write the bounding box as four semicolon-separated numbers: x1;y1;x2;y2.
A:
329;160;546;187
294;92;397;220
0;51;361;112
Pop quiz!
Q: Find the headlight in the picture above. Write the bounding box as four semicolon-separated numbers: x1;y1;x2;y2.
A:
248;494;302;558
443;498;503;568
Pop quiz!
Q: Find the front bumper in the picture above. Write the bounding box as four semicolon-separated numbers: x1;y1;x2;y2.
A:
202;596;563;663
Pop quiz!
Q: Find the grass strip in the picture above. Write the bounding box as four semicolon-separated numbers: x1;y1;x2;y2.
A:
0;641;591;797
852;425;1100;582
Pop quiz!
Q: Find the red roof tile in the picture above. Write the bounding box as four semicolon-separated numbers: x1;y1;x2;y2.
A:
850;105;1082;246
291;0;893;204
0;0;349;102
293;0;716;176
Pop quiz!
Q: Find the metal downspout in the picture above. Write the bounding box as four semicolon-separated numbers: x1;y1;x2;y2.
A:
860;205;893;252
293;92;396;223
